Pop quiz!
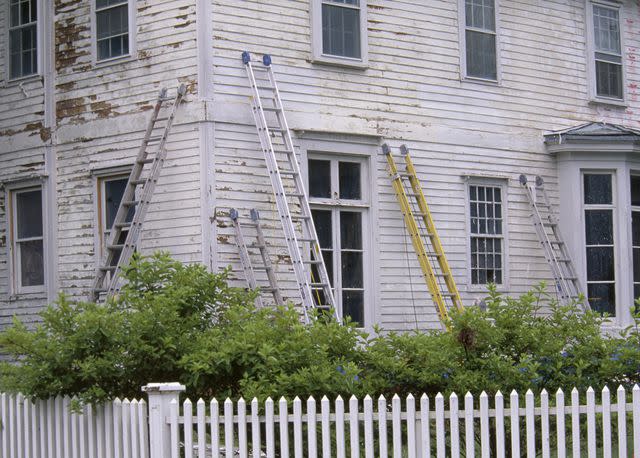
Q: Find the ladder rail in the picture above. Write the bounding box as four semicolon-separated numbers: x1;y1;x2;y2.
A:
231;209;265;309
401;146;464;312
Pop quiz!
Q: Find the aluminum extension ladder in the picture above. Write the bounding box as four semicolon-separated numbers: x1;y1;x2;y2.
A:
242;51;339;324
519;175;589;310
90;85;186;301
230;208;284;308
383;144;464;326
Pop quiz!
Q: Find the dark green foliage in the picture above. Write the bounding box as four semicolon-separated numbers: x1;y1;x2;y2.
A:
1;254;639;404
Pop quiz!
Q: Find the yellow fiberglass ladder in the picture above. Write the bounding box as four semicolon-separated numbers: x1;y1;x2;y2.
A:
383;143;463;326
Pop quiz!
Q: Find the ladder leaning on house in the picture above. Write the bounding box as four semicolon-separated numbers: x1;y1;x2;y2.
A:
241;51;339;324
519;175;589;310
90;85;186;302
230;208;284;308
383;144;464;327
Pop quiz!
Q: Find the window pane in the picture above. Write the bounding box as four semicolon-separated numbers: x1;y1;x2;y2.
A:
635;284;640;301
104;178;131;228
584;210;613;245
339;162;361;200
10;3;19;27
584;174;612;205
596;61;623;99
341;251;363;288
633;212;640;246
343;290;364;327
587;283;615;315
19;239;44;286
593;5;621;54
309;159;331;198
340;211;362;250
96;5;128;60
465;0;495;31
322;3;361;58
16;190;43;239
586;247;615;281
634;248;640;283
311;209;332;248
631;176;640;206
97;0;127;9
466;30;497;80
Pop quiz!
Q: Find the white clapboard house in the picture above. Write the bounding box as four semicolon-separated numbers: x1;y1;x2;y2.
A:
0;0;639;331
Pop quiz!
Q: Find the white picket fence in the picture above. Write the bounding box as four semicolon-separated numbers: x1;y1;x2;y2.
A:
0;393;148;458
168;386;640;458
1;383;640;457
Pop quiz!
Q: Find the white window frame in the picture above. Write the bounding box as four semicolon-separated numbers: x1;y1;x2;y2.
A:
90;0;137;66
310;0;369;68
458;0;501;83
7;184;46;295
464;177;509;291
585;0;627;105
581;171;618;316
4;0;43;83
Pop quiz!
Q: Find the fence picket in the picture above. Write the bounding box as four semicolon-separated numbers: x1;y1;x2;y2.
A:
169;399;179;458
211;399;220;458
138;399;148;458
24;396;31;458
293;397;303;458
525;390;535;458
321;396;331;458
55;396;63;458
122;399;131;458
556;389;565;458
616;386;626;458
184;399;193;458
336;396;345;458
349;395;359;458
419;395;429;458
480;392;489;458
96;404;105;458
392;394;402;458
363;395;374;458
279;397;289;458
449;393;459;458
265;398;275;458
495;391;504;458
113;398;122;458
130;399;140;458
464;392;474;458
307;397;317;458
71;402;79;458
435;393;445;458
238;398;247;458
406;394;416;458
104;401;113;458
196;399;205;458
251;398;261;458
601;386;611;458
571;388;580;458
225;398;234;458
378;395;388;458
510;390;519;458
633;385;640;458
540;389;550;458
1;394;7;458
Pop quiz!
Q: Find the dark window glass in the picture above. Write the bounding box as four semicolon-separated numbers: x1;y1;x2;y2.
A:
596;61;623;99
16;190;43;239
96;1;129;61
584;210;613;245
584;174;612;205
587;283;615;315
631;176;640;206
633;212;640;246
633;248;640;283
466;0;495;30
341;252;363;289
586;247;615;282
322;3;361;58
311;209;332;249
339;162;361;200
466;31;497;80
20;239;44;287
343;290;364;327
308;160;331;198
340;211;362;250
104;178;132;228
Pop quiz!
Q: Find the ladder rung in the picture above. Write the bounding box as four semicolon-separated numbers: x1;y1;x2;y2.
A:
267;127;284;133
310;282;329;288
147;136;163;143
291;215;311;221
137;158;155;165
255;85;274;90
303;259;322;264
253;267;268;271
130;179;147;186
279;170;299;176
92;288;107;294
114;222;132;228
272;149;292;154
122;200;138;207
297;238;316;243
107;244;124;250
251;66;269;72
262;107;282;112
99;266;116;272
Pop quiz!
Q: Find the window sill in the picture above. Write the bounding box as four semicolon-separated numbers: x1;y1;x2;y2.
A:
311;54;368;70
589;97;627;108
461;76;500;87
94;54;136;69
2;73;43;88
8;290;47;301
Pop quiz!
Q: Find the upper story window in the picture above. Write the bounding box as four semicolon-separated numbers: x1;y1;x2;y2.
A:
589;2;624;101
95;0;130;61
462;0;498;81
468;182;505;286
308;155;368;326
10;187;45;293
311;0;368;67
8;0;38;79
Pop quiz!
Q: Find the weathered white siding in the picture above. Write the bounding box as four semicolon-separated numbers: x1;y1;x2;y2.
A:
209;0;640;331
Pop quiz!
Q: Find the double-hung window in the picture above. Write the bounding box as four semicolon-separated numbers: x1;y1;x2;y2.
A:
8;0;38;79
462;0;498;81
308;156;368;326
95;0;130;61
583;173;616;314
589;2;624;100
311;0;367;66
631;175;640;301
469;183;504;285
97;174;133;266
10;187;45;293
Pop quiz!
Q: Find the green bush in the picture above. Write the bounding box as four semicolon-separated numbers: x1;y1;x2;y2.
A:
1;253;639;404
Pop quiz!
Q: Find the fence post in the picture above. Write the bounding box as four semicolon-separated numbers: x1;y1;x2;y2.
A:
142;382;186;458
